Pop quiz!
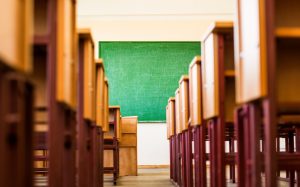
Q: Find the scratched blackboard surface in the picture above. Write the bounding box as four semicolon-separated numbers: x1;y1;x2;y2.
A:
99;42;200;122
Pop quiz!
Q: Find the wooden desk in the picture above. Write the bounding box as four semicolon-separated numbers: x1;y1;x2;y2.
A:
78;29;101;187
234;0;300;186
119;116;138;176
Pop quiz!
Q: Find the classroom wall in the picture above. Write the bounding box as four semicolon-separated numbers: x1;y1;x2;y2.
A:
137;123;170;166
77;0;234;51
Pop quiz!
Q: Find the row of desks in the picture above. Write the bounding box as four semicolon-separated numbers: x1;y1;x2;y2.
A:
0;0;112;187
166;0;300;185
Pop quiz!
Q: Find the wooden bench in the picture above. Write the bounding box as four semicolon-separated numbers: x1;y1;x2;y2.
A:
234;0;300;186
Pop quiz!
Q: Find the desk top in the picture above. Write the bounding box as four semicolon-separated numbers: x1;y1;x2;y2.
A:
202;21;234;42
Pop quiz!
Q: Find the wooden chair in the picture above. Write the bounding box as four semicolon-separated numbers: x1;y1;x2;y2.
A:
167;97;176;182
104;106;122;185
234;0;300;186
189;56;207;187
0;1;34;186
201;22;236;186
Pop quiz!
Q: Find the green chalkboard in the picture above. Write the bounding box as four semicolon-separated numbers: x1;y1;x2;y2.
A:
99;42;200;122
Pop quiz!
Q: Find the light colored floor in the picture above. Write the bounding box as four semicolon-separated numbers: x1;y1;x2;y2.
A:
104;168;175;187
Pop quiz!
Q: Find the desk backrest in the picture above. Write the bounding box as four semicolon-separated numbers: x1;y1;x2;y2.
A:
201;22;234;119
166;104;170;139
120;116;137;147
202;33;219;119
78;29;96;122
189;56;202;126
96;59;105;128
0;0;32;73
175;89;182;134
103;78;109;132
56;0;77;108
168;97;176;136
234;0;267;103
179;76;190;131
108;106;122;140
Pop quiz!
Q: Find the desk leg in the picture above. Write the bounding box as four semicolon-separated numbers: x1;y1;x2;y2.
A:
0;75;34;187
194;125;207;187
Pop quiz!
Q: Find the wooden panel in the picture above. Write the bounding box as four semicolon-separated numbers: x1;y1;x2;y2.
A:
235;0;267;103
189;56;202;126
34;0;47;36
103;79;109;132
119;134;137;147
168;98;175;136
104;150;114;168
121;116;138;134
179;76;189;131
81;35;95;121
107;107;121;140
96;59;105;127
202;33;219;119
225;77;236;123
275;0;300;28
175;89;181;134
31;48;47;108
276;39;300;105
56;0;77;108
119;147;137;176
0;0;32;72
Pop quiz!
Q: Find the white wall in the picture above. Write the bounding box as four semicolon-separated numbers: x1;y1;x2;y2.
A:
77;0;235;52
137;123;170;165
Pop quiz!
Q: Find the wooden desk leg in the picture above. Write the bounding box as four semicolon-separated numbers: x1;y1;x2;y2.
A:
229;137;236;183
185;128;193;187
296;127;300;187
176;134;182;186
0;75;34;187
181;133;187;187
63;109;76;187
287;131;295;187
170;139;173;180
263;100;277;187
193;125;207;187
172;136;176;182
208;118;225;187
234;106;246;187
99;128;104;187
